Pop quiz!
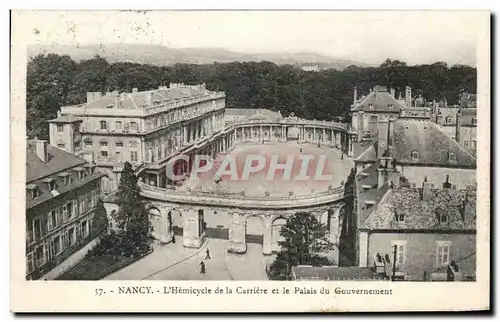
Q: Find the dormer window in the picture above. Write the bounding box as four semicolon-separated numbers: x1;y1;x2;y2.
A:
26;184;38;199
396;213;405;223
73;167;85;180
440;214;449;224
411;150;419;160
448;152;456;162
368;104;374;110
446;116;452;124
387;104;393;109
471;118;477;125
58;172;71;185
43;178;56;191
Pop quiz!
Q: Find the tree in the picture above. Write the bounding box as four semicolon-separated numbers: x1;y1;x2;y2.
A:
92;198;109;235
115;162;153;255
268;213;334;280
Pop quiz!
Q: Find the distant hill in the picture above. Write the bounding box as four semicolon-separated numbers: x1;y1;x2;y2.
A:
27;44;372;70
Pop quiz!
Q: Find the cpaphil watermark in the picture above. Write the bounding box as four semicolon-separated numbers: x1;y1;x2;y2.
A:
165;154;334;182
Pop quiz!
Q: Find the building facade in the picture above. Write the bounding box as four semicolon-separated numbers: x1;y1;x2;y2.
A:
49;83;226;193
351;91;477;280
26;139;105;280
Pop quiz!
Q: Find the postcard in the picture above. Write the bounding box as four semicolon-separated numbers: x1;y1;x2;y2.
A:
10;10;490;312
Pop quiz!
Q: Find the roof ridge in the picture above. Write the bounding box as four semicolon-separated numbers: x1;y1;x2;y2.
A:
361;187;393;227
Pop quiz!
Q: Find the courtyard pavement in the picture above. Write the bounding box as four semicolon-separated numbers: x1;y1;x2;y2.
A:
180;141;354;198
103;237;271;281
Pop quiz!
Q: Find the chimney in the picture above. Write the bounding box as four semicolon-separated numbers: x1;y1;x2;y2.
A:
390;87;396;97
132;88;138;93
455;111;462;143
405;86;412;107
377;117;389;158
387;116;394;148
36;139;49;163
353;87;358;104
421;176;432;201
57;111;61;118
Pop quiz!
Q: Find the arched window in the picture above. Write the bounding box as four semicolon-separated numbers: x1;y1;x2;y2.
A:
411;150;419;160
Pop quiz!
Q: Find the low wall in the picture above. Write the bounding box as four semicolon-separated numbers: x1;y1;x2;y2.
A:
40;237;100;280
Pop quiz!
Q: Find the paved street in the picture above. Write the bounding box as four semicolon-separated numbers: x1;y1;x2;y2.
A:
104;237;271;281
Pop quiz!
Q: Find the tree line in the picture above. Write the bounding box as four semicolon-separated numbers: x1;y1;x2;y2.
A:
27;54;476;139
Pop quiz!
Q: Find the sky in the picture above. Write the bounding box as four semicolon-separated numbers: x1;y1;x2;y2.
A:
16;10;485;66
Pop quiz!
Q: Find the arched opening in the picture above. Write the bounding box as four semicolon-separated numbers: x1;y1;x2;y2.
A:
170;209;183;236
245;215;264;245
148;207;163;241
271;216;287;253
198;209;205;235
287;127;299;141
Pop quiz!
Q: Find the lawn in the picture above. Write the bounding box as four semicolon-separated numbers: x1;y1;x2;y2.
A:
57;254;141;280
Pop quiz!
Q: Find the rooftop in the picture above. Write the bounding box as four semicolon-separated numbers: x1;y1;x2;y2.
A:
361;187;476;231
225;108;283;122
26;140;87;182
392;119;476;167
351;86;405;113
47;114;82;123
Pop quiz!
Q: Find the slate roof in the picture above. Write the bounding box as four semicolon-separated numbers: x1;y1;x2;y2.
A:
360;187;476;231
355;142;377;162
392;119;476;168
26;140;87;182
47;114;82;123
351;86;405;113
224;108;282;121
292;266;381;280
64;84;213;110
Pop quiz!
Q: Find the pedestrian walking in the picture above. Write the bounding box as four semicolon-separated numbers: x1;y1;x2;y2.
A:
200;261;206;274
172;235;176;244
205;249;211;260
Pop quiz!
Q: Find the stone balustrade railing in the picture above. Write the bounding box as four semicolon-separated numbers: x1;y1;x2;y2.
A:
138;182;350;209
226;118;351;131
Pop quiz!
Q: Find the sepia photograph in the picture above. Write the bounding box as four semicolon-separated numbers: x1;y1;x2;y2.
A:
10;9;490;312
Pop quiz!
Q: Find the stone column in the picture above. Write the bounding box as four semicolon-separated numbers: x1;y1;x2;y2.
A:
323;128;326;142
336;132;340;148
228;212;247;253
260;125;263;142
251;126;254;140
183;209;206;248
330;207;341;265
331;130;334;145
348;135;353;157
156;208;173;243
262;216;273;255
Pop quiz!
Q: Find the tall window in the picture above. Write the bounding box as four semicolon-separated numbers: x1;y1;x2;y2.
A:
446;116;452;124
33;217;43;239
130;151;138;163
391;240;407;266
57;125;64;133
436;241;451;266
68;227;76;246
130;122;138;131
26;252;35;274
47;209;58;231
35;245;46;267
81;220;89;238
100;121;107;130
464;140;469;147
50;235;62;257
67;201;74;219
115;121;122;130
411;150;419;160
448;152;456;161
